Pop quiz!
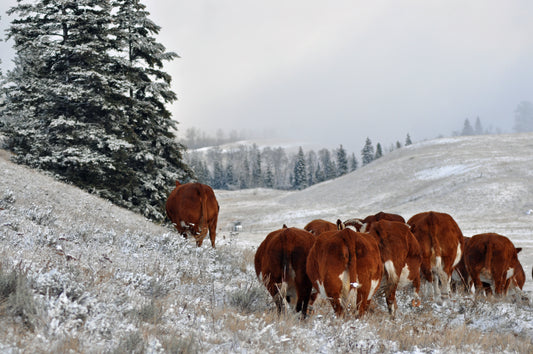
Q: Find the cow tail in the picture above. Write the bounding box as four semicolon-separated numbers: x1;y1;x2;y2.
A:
345;233;358;290
484;240;493;273
280;229;290;300
198;190;209;242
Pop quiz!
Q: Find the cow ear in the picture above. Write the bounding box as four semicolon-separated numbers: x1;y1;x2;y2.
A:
336;219;345;230
516;247;522;254
282;224;288;229
175;180;181;187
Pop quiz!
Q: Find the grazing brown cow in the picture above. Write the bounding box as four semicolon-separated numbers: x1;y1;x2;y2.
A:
304;219;338;236
306;227;383;317
367;220;422;317
165;181;219;248
344;211;406;233
464;233;524;296
407;211;464;298
254;227;316;317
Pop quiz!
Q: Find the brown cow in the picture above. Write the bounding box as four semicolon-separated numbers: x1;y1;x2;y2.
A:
367;220;422;317
306;227;383;317
464;233;525;296
407;211;464;298
344;211;406;233
304;219;338;236
254;227;316;317
165;181;219;248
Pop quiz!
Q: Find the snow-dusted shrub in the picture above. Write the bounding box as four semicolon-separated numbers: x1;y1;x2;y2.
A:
114;331;145;354
0;267;40;331
0;190;16;209
160;333;198;354
32;268;85;301
25;205;56;227
228;281;270;314
136;299;164;324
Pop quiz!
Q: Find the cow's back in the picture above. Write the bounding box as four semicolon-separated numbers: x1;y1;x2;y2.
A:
165;182;220;247
465;233;523;295
304;219;337;236
255;227;316;316
407;211;464;297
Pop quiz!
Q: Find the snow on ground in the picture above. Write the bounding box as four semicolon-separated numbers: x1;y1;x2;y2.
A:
1;133;533;352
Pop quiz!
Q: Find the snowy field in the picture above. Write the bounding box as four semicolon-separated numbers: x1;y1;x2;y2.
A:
1;133;532;353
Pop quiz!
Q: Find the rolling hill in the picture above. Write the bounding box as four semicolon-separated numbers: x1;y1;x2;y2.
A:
1;133;532;352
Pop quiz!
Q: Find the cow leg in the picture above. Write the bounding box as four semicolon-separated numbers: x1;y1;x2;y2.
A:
409;263;422;307
494;273;506;296
420;261;434;298
267;283;284;314
295;279;312;318
356;288;370;317
471;273;485;297
208;219;217;248
385;283;398;318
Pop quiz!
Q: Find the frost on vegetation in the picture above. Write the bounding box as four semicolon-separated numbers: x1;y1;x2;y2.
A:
0;267;41;331
0;190;16;209
24;205;56;227
33;268;85;301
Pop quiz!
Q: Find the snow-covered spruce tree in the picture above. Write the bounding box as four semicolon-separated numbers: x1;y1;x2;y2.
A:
405;133;413;146
336;144;348;177
361;137;374;166
349;152;358;172
374;142;383;159
1;0;193;220
292;146;307;190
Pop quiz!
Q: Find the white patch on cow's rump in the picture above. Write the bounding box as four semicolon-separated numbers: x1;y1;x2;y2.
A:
384;260;398;284
452;243;462;268
368;279;380;300
398;264;411;287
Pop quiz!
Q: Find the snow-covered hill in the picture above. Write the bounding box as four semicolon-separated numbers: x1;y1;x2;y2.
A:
1;133;532;352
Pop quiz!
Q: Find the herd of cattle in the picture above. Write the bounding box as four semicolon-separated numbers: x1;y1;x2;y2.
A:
165;182;530;319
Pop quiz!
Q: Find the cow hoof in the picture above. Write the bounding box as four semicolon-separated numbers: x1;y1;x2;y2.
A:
411;299;421;307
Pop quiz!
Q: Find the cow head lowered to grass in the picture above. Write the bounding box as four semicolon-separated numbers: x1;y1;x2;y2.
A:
165;181;219;248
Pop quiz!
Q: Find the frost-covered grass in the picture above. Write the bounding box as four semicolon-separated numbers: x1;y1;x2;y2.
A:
1;134;533;353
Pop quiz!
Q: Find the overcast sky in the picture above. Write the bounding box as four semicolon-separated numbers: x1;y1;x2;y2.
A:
1;1;533;153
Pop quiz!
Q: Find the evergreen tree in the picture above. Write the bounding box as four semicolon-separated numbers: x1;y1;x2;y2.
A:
474;117;484;135
315;163;325;183
1;0;192;220
292;147;307;190
336;144;348;177
405;133;413;146
462;118;474;135
319;148;336;180
306;150;317;186
251;144;262;187
349;153;358;172
361;137;374;166
197;160;210;185
212;160;226;189
374;142;383;159
225;161;236;188
240;157;250;189
396;141;402;149
264;164;274;188
513;101;533;132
